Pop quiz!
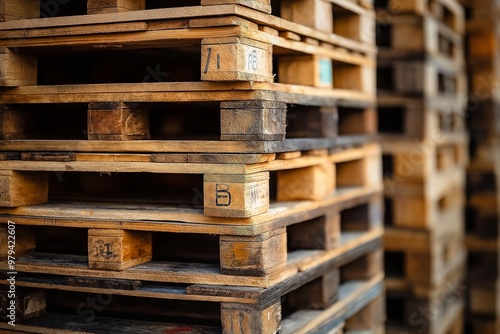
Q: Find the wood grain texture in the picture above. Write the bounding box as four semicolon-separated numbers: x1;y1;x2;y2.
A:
0;170;48;207
88;229;152;270
220;228;287;276
87;102;150;140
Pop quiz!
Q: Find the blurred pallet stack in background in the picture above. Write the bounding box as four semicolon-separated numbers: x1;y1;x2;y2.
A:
461;0;500;332
375;0;468;332
0;0;385;333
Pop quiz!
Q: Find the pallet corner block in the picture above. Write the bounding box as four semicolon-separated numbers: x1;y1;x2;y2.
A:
201;37;273;82
87;102;150;140
87;0;145;14
88;229;153;270
204;172;270;218
0;0;40;22
0;170;48;207
0;49;37;87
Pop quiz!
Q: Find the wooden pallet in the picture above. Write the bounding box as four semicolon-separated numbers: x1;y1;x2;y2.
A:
385;245;466;334
0;143;382;218
385;228;465;287
377;56;467;100
0;241;384;333
376;0;465;34
0;4;375;87
0;0;376;45
377;96;467;141
0;100;377;150
376;11;464;67
0;191;382;286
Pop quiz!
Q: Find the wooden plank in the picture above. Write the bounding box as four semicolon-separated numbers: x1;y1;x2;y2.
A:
0;188;380;235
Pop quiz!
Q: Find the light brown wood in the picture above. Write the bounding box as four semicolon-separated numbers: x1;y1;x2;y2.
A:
288;270;340;309
88;102;150;140
220;101;286;141
279;55;333;88
87;0;145;15
0;0;39;21
0;50;37;86
201;37;273;82
221;301;281;334
0;170;48;207
277;163;335;201
0;224;35;257
219;228;287;276
204;172;269;218
88;229;152;271
281;0;333;33
345;295;384;330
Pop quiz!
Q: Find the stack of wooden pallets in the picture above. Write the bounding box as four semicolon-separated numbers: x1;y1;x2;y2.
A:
375;0;468;333
0;0;384;333
461;0;500;332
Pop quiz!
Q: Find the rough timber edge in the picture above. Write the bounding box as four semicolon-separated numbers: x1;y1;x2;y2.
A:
0;82;375;106
0;136;374;154
0;187;382;234
0;275;383;334
0;4;376;55
0;228;383;288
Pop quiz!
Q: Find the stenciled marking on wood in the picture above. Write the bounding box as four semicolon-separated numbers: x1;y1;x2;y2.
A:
216;183;232;207
91;239;117;260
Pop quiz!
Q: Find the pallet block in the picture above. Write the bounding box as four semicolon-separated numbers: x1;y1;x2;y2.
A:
0;170;48;207
88;229;153;270
0;49;37;87
87;102;150;140
87;0;145;14
0;0;39;21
